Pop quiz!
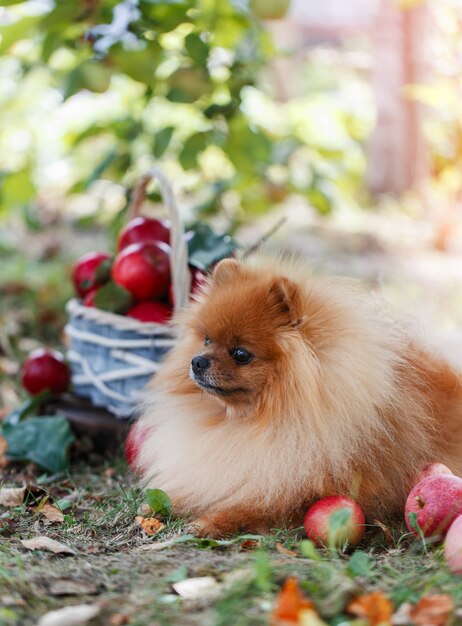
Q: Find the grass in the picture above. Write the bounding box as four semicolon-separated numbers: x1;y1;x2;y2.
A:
1;457;462;626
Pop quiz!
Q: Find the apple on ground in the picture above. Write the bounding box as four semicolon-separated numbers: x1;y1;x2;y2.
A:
303;496;365;548
72;251;112;298
127;301;172;324
112;241;171;301
22;349;71;395
444;514;462;575
405;474;462;540
411;463;453;488
118;217;170;251
125;422;151;472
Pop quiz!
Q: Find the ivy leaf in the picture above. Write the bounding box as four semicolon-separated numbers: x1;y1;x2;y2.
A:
2;416;75;474
146;488;171;517
3;391;50;427
187;223;238;271
154;127;174;158
93;281;133;314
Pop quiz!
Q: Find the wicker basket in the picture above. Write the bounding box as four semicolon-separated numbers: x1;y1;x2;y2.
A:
65;168;190;418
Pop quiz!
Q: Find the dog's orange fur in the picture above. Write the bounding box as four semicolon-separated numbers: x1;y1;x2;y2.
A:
136;256;462;537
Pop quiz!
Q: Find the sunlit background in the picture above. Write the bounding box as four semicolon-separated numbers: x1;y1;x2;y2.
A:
1;0;462;408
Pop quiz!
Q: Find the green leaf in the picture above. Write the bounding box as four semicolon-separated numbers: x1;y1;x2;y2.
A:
187;223;238;271
179;132;209;170
2;416;75;474
109;42;162;84
145;488;171;517
185;32;209;66
299;539;321;561
347;550;374;577
93;281;133;314
254;549;272;592
63;62;113;99
1;169;35;208
307;186;332;215
328;507;352;549
3;391;50;427
154;127;174;159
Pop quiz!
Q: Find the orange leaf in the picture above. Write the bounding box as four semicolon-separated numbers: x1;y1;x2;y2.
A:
271;578;315;624
410;595;454;626
275;542;298;558
135;516;165;536
347;591;393;625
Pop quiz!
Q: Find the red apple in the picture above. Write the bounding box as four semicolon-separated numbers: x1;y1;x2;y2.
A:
21;349;71;396
125;421;149;472
127;301;172;324
191;266;207;296
444;514;462;575
83;287;99;307
303;496;365;548
112;242;171;301
412;463;453;488
405;474;462;540
168;266;207;307
118;217;170;251
71;251;112;298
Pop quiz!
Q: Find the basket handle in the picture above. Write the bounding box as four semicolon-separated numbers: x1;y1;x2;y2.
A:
127;167;191;312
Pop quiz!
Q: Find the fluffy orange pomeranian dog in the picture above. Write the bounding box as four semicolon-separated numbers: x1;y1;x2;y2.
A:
136;255;462;536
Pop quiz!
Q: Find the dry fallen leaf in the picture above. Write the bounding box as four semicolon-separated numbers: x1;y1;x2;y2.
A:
109;614;131;626
39;503;65;523
373;519;395;547
37;603;100;626
172;576;221;600
239;539;261;551
0;436;9;468
347;591;393;625
392;602;413;625
410;594;454;626
135;516;165;535
271;578;315;624
20;536;75;555
299;609;328;626
275;542;298;558
48;578;98;596
0;486;26;507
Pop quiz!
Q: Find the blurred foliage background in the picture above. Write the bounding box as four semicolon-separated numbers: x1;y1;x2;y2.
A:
1;0;462;408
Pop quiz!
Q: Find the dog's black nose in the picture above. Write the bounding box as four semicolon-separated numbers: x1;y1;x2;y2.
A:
191;355;211;373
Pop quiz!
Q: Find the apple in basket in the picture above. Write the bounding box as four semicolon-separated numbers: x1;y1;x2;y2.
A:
21;348;71;395
118;217;171;250
71;251;112;298
168;266;207;307
112;241;171;301
127;301;173;324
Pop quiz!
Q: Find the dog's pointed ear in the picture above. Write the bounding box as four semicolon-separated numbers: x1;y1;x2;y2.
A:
212;258;242;287
268;276;303;326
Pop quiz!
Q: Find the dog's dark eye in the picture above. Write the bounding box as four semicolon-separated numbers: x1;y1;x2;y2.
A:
231;347;253;365
204;336;211;346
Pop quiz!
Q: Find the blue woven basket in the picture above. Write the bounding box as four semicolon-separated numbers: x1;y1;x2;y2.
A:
65;168;191;418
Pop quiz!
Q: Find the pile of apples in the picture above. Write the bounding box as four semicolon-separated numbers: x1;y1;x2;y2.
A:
72;216;207;323
298;462;462;575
